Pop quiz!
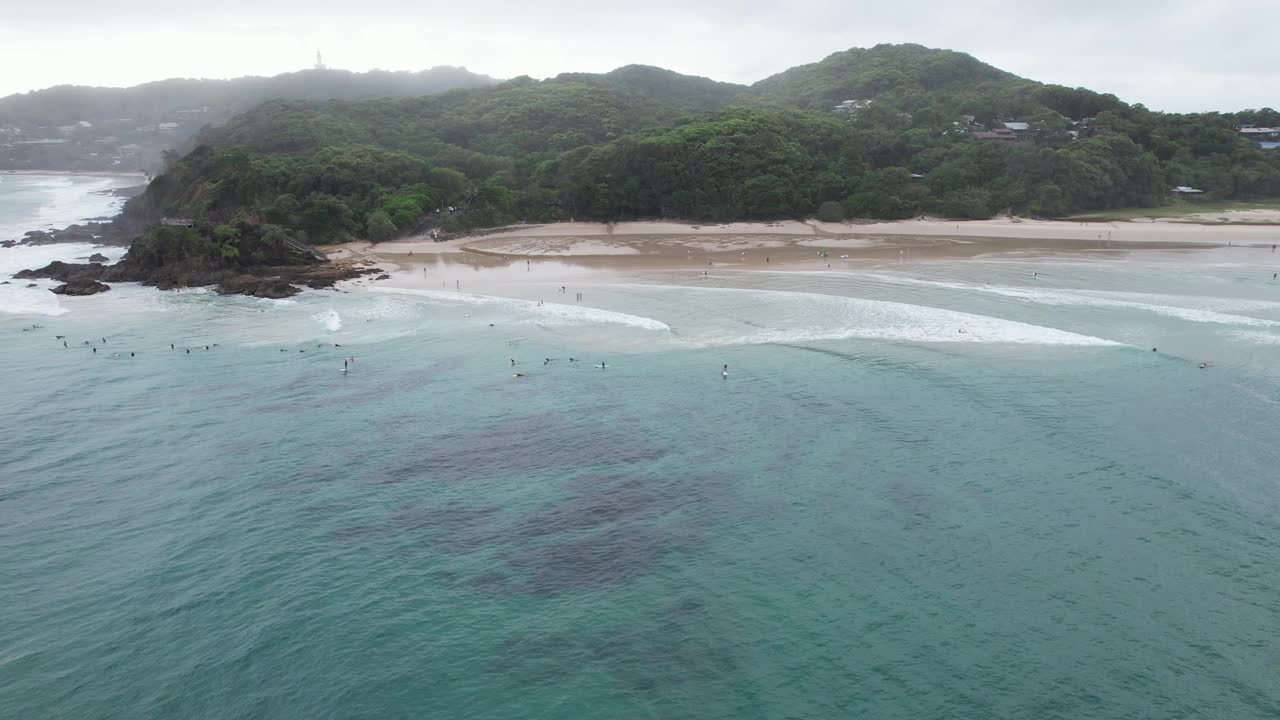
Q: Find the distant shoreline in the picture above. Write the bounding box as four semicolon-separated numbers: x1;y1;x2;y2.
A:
0;169;149;179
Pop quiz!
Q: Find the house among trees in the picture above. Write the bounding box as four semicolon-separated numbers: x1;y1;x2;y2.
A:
971;128;1019;141
1238;126;1280;148
1171;186;1205;195
833;99;871;115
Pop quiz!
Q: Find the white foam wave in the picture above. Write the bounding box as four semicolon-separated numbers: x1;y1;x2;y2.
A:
0;242;117;279
1230;330;1280;346
368;287;671;331
313;309;343;332
862;273;1280;328
0;284;67;316
649;285;1119;348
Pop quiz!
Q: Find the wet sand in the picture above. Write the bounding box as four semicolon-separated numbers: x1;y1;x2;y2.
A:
322;215;1280;279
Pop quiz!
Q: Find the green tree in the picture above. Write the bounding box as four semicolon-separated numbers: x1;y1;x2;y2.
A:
817;200;845;222
365;210;397;241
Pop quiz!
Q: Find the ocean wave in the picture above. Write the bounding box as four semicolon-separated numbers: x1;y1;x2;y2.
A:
0;284;67;316
862;273;1280;328
646;285;1120;347
1230;330;1280;345
313;309;343;332
368;287;671;331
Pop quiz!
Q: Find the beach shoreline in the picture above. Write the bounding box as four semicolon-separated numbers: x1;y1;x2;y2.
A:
322;215;1280;277
0;169;150;179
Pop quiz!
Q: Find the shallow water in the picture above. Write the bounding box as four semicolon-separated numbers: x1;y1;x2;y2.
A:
3;185;1280;719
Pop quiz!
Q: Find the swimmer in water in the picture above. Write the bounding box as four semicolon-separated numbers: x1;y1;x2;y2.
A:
514;372;528;378
569;357;576;362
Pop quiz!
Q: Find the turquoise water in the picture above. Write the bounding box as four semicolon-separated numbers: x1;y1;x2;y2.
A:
4;186;1280;718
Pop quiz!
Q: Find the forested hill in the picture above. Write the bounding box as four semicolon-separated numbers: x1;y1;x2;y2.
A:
0;67;498;171
129;44;1280;246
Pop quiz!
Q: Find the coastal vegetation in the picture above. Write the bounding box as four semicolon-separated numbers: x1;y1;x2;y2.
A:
26;43;1276;265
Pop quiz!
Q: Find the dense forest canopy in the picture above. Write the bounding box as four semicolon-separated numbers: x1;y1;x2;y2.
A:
129;43;1280;243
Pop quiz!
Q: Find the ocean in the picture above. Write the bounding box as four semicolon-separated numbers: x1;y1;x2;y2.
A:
3;177;1280;719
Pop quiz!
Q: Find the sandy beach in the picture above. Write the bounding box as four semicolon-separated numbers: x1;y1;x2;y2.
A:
0;169;150;179
323;216;1280;279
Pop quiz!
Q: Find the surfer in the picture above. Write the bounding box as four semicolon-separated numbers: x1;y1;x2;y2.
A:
1199;361;1212;369
170;344;175;350
722;363;728;378
514;373;528;378
569;357;576;362
597;361;607;369
63;341;67;348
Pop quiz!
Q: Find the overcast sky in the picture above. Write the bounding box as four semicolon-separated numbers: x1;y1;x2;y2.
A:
1;0;1275;112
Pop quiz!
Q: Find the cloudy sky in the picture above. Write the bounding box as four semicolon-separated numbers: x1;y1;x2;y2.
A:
1;0;1275;112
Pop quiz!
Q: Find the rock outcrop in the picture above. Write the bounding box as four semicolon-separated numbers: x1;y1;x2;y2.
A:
17;256;378;299
51;278;111;295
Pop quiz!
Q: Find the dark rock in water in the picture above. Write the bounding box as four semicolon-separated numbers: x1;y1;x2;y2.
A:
374;273;391;280
24;224;98;245
15;217;383;299
215;276;300;299
15;260;97;282
0;240;15;248
51;278;110;295
0;280;9;285
25;283;37;288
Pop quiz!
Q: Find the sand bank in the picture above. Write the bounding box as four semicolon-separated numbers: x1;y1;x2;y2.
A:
323;215;1280;274
0;170;149;179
